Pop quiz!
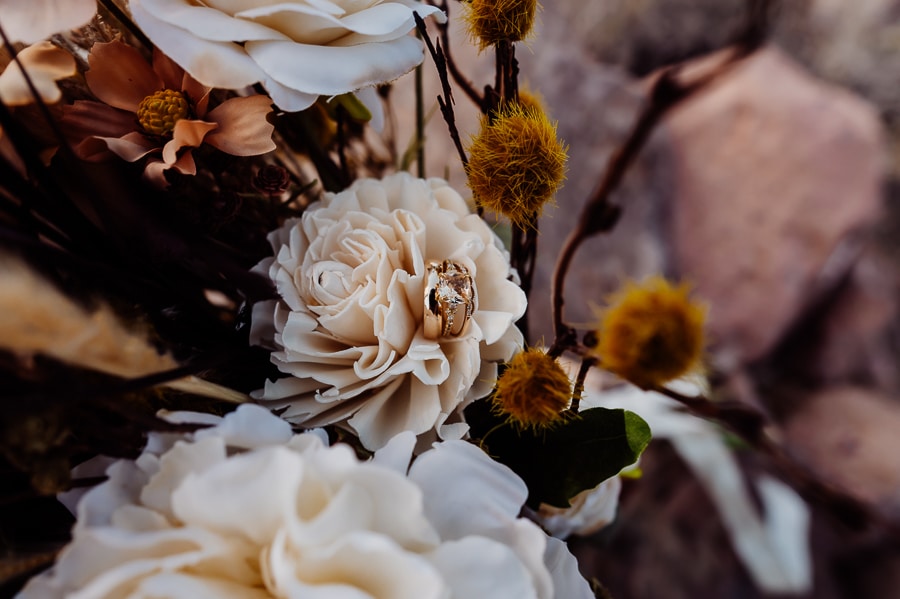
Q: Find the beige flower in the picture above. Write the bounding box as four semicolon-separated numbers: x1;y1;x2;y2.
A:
60;41;275;186
128;0;446;111
251;173;527;450
21;405;593;599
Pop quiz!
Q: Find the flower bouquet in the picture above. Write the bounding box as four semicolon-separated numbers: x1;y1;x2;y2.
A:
1;0;859;596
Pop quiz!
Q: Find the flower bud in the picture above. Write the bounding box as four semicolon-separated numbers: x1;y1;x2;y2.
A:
466;101;567;227
253;164;291;195
464;0;539;49
594;277;706;388
493;348;571;429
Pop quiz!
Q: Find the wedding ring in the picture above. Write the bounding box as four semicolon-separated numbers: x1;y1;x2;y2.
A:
423;260;477;340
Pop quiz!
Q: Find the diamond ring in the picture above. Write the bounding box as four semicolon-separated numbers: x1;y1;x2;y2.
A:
423;260;477;340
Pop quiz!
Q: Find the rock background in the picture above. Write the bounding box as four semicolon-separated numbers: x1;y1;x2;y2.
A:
395;1;900;597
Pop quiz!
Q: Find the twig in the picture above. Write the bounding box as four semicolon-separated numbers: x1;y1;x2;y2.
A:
549;0;773;353
414;13;469;169
434;0;484;107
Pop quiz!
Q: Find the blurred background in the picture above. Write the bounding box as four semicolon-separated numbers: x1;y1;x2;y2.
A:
397;1;900;597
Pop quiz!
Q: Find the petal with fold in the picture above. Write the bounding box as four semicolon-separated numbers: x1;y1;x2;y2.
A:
205;95;276;156
246;35;424;96
133;0;288;42
0;0;96;44
131;0;267;89
0;42;76;106
409;441;527;540
428;538;538;599
163;119;217;164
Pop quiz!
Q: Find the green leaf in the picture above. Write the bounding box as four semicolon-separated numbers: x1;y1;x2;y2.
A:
465;401;652;509
326;93;372;122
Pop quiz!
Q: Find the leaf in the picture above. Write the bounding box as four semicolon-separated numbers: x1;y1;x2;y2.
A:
466;401;651;509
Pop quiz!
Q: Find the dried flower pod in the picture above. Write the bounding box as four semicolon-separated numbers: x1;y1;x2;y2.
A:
252;164;291;195
464;0;539;49
493;347;571;429
594;277;706;388
466;101;567;227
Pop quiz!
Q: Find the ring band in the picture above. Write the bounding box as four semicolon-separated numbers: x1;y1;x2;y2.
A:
423;260;477;340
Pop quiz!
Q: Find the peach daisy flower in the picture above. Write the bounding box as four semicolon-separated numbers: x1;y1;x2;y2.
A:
61;41;276;186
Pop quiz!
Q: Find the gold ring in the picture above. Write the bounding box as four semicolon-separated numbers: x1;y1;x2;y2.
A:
423;260;477;340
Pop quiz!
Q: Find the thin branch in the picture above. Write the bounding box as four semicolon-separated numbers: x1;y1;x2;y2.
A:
434;0;484;107
549;0;773;352
414;13;468;169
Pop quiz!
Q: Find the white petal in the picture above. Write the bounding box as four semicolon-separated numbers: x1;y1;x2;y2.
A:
372;430;416;474
543;537;595;599
193;403;293;448
428;537;538;599
246;35;425;96
354;86;385;132
133;572;271;599
0;0;95;44
133;0;288;42
409;441;527;540
131;0;267;89
172;446;304;544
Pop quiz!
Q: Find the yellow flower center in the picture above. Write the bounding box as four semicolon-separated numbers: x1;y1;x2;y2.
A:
137;89;189;135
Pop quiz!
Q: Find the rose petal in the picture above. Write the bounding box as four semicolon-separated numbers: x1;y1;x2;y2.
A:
408;441;527;540
193;404;292;449
245;35;425;96
428;537;538;599
85;41;162;111
0;0;95;44
237;2;414;45
130;0;268;89
204;95;275;156
172;446;305;544
132;0;289;42
543;537;595;599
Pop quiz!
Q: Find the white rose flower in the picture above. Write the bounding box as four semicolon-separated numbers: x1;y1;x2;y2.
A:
128;0;446;112
250;172;527;450
21;405;593;599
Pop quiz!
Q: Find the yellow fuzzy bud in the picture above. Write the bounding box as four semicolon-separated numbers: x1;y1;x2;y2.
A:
594;277;706;388
464;0;539;49
466;101;567;227
137;89;189;135
493;348;571;429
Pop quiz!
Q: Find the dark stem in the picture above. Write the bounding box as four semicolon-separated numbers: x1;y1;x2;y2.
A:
435;0;484;107
414;13;469;170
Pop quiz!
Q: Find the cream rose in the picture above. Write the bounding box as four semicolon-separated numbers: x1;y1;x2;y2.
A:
250;172;527;450
21;405;593;599
128;0;446;112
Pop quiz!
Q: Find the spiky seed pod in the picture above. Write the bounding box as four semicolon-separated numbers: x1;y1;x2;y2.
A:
466;102;567;228
136;89;190;135
493;348;571;429
594;277;706;388
464;0;539;49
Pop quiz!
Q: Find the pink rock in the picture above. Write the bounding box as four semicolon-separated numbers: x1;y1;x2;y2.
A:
783;386;900;518
666;46;885;364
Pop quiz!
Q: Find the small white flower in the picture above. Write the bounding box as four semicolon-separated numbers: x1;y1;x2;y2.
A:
21;405;593;599
251;172;527;450
128;0;446;112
